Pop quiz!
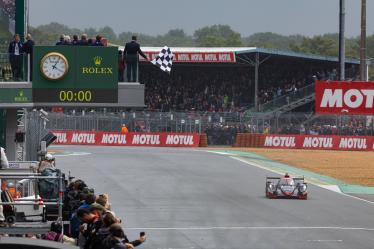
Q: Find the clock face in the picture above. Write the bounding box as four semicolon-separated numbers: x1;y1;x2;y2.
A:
40;52;69;80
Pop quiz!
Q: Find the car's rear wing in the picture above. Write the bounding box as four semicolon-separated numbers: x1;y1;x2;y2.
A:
266;176;305;181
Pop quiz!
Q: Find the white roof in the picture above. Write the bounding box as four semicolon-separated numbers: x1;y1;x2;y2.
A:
116;45;256;53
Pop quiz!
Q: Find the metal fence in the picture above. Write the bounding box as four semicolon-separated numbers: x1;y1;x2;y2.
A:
40;111;374;145
0;53;29;82
26;111;49;161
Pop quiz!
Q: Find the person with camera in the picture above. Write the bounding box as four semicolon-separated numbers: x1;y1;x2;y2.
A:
38;153;56;172
103;224;146;249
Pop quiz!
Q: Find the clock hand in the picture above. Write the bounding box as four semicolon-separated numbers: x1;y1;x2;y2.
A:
55;67;64;73
52;60;59;70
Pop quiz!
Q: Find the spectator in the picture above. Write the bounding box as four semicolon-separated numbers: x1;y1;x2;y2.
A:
103;224;146;249
42;221;76;245
79;34;89;46
90;212;119;249
77;208;103;249
93;35;104;46
72;34;79;45
64;35;72;45
8;34;23;80
118;50;125;82
87;38;94;46
23;33;34;80
123;35;148;82
56;34;65;45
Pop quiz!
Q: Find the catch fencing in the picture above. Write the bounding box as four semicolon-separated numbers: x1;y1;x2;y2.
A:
39;111;374;146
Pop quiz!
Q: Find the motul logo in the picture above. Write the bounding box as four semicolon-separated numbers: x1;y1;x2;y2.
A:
303;137;333;148
54;133;67;143
101;134;126;144
264;136;296;147
71;133;95;144
320;89;374;108
132;134;160;145
339;138;367;149
166;135;194;145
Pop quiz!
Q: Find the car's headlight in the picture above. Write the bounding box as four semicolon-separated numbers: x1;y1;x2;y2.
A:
299;184;307;193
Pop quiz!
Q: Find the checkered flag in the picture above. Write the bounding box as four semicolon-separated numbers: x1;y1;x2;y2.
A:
151;46;173;74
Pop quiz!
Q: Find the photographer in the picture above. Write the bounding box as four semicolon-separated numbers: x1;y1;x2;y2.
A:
38;153;56;172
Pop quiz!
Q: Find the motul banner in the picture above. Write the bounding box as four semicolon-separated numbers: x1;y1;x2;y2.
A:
316;80;374;115
140;52;236;63
263;134;373;151
51;130;200;147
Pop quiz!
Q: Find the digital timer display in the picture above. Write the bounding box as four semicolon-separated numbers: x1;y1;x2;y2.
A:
32;89;118;103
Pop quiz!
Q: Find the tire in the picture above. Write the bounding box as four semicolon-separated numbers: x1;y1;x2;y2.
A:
6;215;16;224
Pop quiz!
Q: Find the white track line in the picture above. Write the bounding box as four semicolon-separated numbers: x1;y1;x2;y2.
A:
230;156;374;206
124;226;374;231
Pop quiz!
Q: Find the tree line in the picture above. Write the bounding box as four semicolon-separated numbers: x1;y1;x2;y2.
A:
5;22;374;79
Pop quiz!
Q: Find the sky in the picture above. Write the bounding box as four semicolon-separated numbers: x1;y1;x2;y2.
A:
29;0;374;38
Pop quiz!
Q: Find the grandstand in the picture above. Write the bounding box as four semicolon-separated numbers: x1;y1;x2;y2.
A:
132;47;360;114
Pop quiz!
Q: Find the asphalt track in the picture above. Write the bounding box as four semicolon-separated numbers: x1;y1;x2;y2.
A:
54;145;374;249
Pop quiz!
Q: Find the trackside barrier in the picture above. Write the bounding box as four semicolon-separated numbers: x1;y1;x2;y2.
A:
51;130;201;147
0;170;64;236
234;133;374;152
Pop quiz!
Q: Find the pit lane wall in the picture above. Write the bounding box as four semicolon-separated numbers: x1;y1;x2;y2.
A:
234;133;374;151
51;130;200;147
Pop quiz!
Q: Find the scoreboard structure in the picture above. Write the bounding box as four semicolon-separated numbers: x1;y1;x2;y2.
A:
32;46;118;104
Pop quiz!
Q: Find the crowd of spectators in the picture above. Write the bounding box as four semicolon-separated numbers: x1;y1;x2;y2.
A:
55;34;105;46
0;0;15;20
247;117;374;136
141;66;252;112
1;177;147;248
141;61;359;112
61;179;146;249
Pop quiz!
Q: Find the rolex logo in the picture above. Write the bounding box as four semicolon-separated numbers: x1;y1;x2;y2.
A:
94;56;102;66
19;90;24;97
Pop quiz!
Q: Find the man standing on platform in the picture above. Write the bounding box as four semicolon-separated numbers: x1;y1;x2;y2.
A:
123;36;148;82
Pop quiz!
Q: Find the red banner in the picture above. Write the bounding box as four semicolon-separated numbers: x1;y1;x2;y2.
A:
51;131;200;147
316;80;374;115
140;52;236;63
263;134;373;151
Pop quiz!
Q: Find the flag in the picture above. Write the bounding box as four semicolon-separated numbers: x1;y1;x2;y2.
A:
151;46;173;73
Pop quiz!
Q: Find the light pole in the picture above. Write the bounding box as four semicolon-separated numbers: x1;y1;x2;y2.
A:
360;0;367;81
339;0;346;81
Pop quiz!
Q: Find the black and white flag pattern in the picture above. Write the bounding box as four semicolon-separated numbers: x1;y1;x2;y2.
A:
151;46;173;73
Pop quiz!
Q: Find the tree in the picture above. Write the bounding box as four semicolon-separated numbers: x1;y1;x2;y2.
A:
243;32;304;50
194;25;242;47
97;26;117;43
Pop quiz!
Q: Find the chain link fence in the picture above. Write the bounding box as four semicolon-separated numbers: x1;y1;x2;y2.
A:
26;111;49;161
26;110;374;146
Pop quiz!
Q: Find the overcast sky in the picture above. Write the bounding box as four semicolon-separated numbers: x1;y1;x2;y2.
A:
29;0;373;37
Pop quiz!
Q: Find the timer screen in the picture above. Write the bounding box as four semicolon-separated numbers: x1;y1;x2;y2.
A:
33;88;118;103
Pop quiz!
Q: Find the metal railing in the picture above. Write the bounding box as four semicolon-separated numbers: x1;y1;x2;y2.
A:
0;168;64;235
0;53;29;82
258;83;315;113
46;111;247;134
38;110;374;146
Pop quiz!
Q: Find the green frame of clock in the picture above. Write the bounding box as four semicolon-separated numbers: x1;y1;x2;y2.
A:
32;46;118;103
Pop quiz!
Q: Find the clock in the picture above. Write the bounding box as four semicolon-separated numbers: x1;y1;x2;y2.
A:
40;52;69;80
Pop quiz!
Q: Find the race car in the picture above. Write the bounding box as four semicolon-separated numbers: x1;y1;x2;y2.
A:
265;173;308;199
